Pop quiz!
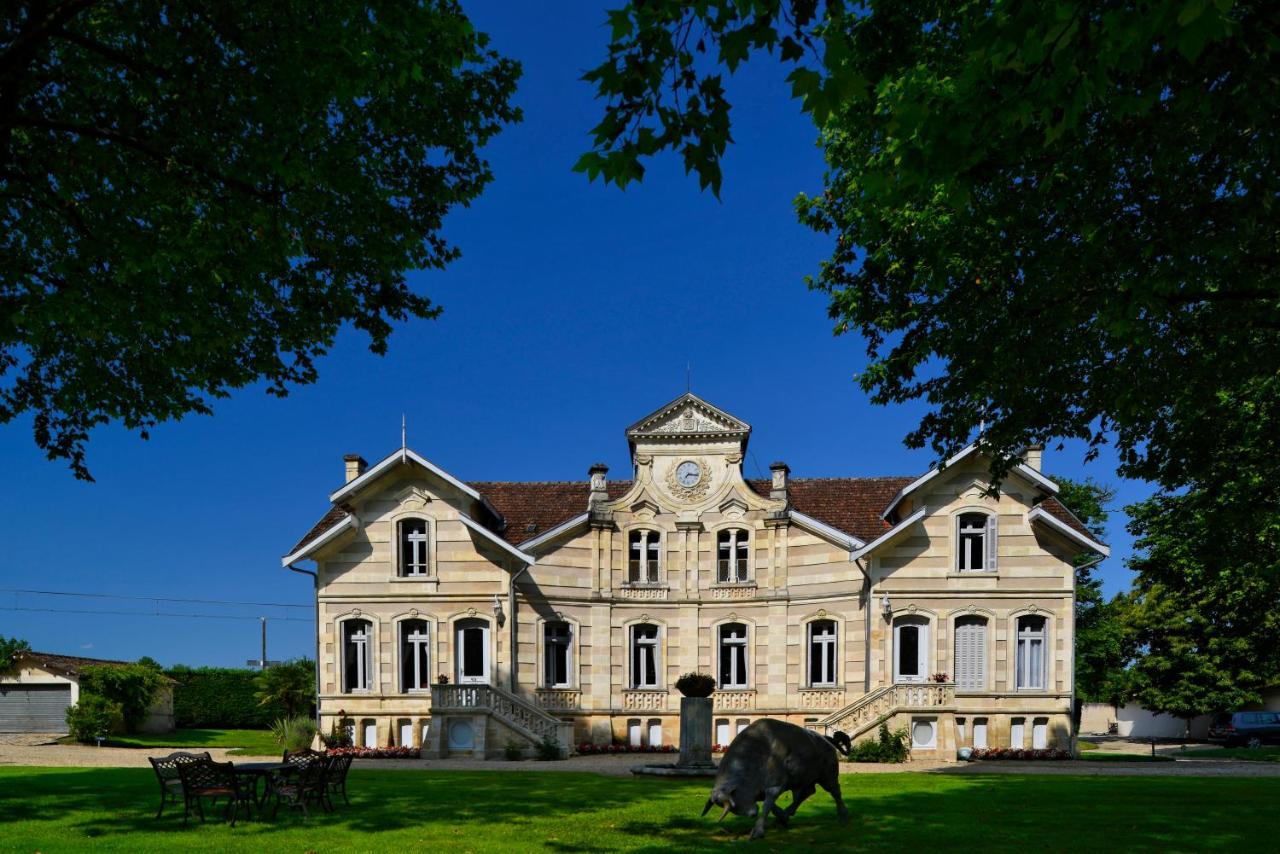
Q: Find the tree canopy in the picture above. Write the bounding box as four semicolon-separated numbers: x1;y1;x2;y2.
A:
2;1;520;478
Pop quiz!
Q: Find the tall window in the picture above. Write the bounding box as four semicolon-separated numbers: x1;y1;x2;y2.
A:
718;622;748;689
398;519;429;577
717;529;750;582
956;512;995;572
954;616;988;691
1015;615;1047;690
342;619;372;693
807;620;837;687
544;621;572;688
629;530;661;583
893;616;929;683
631;624;659;688
400;619;430;692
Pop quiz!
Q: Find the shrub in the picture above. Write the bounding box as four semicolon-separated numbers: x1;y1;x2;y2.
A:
66;695;124;743
254;659;316;719
674;673;716;698
504;739;525;761
271;715;318;753
535;737;563;761
324;746;417;759
321;716;354;749
166;666;284;728
78;664;164;733
844;723;910;763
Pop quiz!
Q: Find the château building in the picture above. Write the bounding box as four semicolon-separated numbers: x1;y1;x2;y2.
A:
282;393;1106;758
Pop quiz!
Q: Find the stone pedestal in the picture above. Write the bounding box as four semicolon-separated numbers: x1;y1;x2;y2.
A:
678;696;714;768
631;694;716;777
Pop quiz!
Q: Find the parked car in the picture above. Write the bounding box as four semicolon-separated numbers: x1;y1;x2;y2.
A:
1207;711;1280;748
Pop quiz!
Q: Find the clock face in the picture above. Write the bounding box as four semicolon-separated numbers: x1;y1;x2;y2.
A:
676;460;702;487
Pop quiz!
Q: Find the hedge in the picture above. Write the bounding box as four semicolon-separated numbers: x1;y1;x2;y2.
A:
165;666;286;729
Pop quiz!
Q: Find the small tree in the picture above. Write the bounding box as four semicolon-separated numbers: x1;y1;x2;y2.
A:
0;637;30;676
254;659;316;719
78;664;165;733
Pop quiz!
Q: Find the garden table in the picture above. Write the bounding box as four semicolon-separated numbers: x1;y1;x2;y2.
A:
232;761;294;810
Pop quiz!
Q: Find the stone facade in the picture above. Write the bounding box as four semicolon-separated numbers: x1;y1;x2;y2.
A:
283;393;1106;758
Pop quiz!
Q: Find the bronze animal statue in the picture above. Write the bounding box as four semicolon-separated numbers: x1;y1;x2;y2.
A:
702;718;851;839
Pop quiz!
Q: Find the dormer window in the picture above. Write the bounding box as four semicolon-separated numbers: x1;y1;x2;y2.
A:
717;529;750;583
398;519;429;577
629;530;660;583
957;512;996;572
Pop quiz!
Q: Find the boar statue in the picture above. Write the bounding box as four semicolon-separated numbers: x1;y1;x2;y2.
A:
701;718;851;839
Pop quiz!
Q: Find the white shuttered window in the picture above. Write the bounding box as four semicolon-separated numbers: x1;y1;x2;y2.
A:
954;616;987;691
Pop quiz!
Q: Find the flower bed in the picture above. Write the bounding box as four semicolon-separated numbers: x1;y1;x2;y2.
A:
969;747;1073;761
576;743;677;755
325;746;419;759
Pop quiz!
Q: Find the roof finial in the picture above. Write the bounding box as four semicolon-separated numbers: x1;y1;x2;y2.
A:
686;361;692;393
401;413;407;450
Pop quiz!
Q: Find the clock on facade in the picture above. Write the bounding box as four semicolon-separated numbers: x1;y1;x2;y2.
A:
675;460;702;487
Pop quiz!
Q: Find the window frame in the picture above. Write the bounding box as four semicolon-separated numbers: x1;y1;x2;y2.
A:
1014;615;1048;691
629;623;661;689
892;615;930;684
955;510;997;573
717;621;750;690
806;619;838;688
716;528;751;583
953;614;989;692
398;618;431;693
627;530;662;584
542;620;573;689
340;617;374;694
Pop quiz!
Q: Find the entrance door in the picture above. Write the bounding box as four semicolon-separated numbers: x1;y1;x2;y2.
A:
455;618;490;685
893;617;929;683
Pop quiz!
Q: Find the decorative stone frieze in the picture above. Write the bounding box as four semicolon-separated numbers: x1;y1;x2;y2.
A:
713;690;756;711
623;690;669;712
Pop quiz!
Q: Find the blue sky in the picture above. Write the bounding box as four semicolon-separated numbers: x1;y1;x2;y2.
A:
0;1;1151;666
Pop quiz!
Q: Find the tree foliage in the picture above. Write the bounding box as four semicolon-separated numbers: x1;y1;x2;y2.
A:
2;1;521;478
0;635;29;675
583;1;1280;704
253;658;315;719
78;663;165;733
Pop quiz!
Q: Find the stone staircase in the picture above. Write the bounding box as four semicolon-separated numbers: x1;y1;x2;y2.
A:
817;683;955;741
429;683;574;759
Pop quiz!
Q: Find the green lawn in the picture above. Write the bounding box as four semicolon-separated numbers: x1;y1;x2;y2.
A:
1185;746;1280;762
1076;740;1099;751
1;767;1275;852
101;729;279;757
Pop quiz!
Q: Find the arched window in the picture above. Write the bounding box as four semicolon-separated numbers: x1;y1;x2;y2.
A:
957;512;996;572
718;622;749;689
341;619;373;693
717;529;750;583
1015;615;1047;690
398;519;429;577
455;617;490;685
400;619;430;692
630;623;660;688
953;615;988;691
543;621;572;688
807;620;837;687
628;530;661;583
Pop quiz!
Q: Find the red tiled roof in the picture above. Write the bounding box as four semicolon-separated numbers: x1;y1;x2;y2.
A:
1037;497;1098;541
20;650;129;673
286;476;1103;557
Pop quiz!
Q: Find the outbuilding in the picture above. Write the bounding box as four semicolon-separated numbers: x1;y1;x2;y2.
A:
0;651;174;734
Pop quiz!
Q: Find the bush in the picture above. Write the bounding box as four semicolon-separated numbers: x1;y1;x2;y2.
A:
66;695;124;743
78;664;164;733
674;673;716;698
321;717;354;749
844;723;910;763
254;659;315;719
535;737;563;761
271;715;318;753
504;739;525;761
166;666;283;728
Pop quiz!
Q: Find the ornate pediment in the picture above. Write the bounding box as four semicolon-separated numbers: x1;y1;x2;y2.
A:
625;393;751;447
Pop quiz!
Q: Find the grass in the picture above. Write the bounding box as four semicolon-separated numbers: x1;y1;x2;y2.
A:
1076;740;1099;751
0;767;1276;852
98;729;279;757
1184;746;1280;762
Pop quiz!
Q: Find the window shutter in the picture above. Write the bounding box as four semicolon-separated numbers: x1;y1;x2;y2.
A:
984;514;998;571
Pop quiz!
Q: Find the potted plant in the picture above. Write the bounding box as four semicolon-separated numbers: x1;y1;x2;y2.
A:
675;672;716;698
929;672;949;683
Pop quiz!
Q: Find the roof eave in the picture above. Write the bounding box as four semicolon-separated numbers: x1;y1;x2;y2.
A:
1027;506;1110;557
852;506;928;561
281;513;357;566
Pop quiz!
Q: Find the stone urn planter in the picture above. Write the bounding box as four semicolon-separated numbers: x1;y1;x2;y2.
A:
631;674;717;778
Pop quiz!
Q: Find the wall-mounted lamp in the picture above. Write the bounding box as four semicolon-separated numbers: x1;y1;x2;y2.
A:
881;594;893;621
493;594;506;627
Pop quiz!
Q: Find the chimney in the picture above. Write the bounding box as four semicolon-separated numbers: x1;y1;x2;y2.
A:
343;454;367;483
588;463;609;507
1023;444;1044;472
770;461;790;502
